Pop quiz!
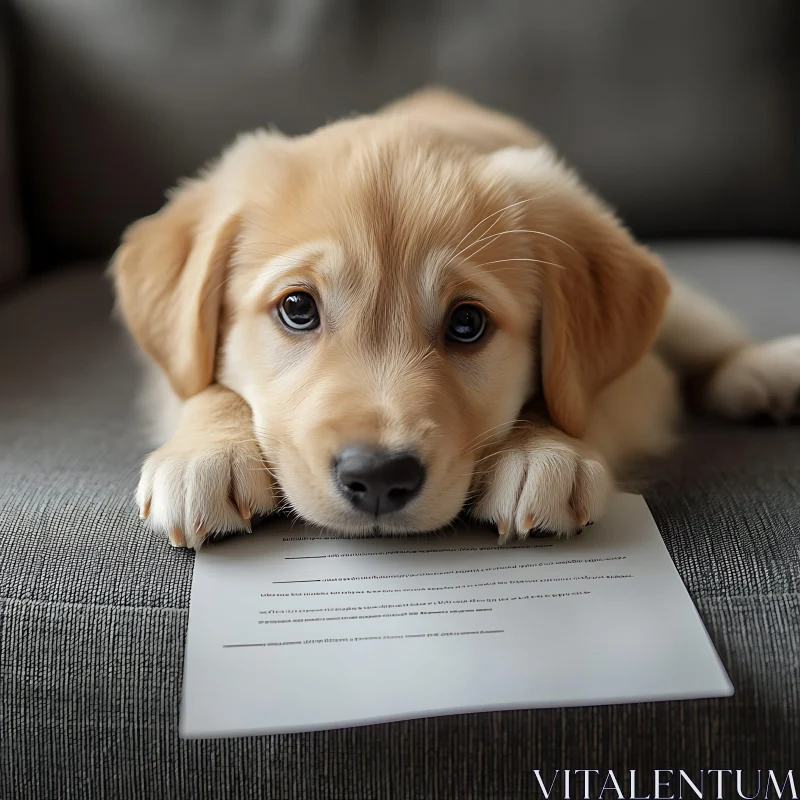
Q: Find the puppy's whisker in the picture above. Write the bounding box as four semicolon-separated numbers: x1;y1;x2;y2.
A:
450;222;553;274
462;419;521;447
459;463;502;478
241;454;272;466
478;257;566;270
468;228;579;256
463;420;535;452
471;447;520;465
465;441;521;458
442;214;504;270
442;192;555;269
445;199;531;265
239;451;272;464
450;258;567;290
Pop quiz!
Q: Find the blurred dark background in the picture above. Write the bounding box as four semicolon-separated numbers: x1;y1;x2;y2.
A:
0;0;798;286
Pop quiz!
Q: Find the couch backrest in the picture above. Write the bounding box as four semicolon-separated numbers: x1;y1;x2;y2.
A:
8;0;800;266
0;4;25;288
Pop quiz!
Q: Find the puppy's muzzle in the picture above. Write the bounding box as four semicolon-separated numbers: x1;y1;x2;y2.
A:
333;446;425;516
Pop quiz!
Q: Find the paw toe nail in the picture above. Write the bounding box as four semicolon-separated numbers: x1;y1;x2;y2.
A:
521;513;535;532
497;517;511;545
168;526;186;548
139;499;151;520
238;501;252;520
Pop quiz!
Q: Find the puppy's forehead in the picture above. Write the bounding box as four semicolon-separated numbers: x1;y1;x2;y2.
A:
333;137;518;272
244;133;533;321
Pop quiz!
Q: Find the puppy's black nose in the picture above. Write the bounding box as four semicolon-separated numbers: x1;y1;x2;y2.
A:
334;446;425;516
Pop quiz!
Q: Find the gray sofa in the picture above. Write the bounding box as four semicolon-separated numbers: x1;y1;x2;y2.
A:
1;2;798;798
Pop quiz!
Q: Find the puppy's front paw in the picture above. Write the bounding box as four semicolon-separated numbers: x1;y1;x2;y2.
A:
705;336;800;423
136;438;277;549
472;427;611;543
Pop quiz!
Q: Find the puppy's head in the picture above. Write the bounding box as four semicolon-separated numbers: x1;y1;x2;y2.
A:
112;117;668;535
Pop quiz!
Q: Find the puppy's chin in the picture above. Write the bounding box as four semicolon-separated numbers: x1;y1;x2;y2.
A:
279;474;473;537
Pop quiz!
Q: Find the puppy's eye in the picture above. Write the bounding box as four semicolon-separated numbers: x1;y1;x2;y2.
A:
446;304;487;344
278;292;320;331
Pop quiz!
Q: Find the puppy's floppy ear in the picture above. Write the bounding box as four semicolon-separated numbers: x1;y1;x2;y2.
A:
110;179;240;400
539;210;670;438
487;146;671;438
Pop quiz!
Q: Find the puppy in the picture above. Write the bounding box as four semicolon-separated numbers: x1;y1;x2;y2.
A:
112;88;800;548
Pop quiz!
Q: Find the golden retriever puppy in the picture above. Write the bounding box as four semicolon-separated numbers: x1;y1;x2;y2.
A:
112;89;800;548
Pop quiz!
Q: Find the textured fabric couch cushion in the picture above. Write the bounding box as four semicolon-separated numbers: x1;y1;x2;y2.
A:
8;0;799;264
1;243;798;799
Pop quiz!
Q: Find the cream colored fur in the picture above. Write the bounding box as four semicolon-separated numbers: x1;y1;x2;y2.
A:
111;88;800;548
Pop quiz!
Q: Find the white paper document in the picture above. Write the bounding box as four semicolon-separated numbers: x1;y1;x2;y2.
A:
181;493;732;737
